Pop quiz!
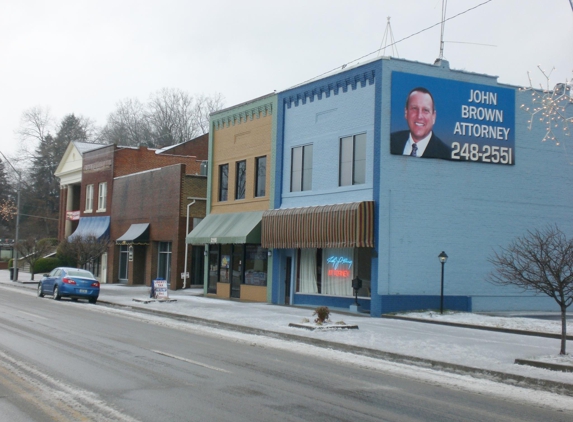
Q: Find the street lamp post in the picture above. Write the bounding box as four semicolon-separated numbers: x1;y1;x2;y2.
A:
438;251;448;314
0;151;21;282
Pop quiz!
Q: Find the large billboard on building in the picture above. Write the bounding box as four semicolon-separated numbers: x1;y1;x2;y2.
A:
390;72;515;165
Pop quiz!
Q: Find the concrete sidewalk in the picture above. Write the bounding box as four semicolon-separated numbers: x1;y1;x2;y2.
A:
2;269;572;396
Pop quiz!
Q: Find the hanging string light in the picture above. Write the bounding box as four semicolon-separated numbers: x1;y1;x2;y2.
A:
0;199;16;222
519;66;573;145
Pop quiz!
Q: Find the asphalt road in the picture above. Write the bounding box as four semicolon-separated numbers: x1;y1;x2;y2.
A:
0;287;570;422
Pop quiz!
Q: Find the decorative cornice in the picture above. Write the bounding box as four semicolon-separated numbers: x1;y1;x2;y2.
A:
212;103;273;130
284;69;376;109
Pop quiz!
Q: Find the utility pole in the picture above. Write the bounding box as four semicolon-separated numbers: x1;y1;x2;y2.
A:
0;151;21;281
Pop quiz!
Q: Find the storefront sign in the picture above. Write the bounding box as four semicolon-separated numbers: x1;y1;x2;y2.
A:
390;72;515;164
66;211;80;221
326;256;353;278
152;279;168;299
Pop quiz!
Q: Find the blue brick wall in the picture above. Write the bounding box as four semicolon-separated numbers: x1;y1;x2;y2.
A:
277;62;378;208
376;59;573;313
272;57;573;315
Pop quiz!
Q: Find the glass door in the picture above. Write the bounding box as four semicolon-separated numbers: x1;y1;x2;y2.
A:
118;246;129;283
231;245;243;298
157;242;172;287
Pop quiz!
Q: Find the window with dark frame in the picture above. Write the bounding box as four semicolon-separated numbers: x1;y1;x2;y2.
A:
235;160;246;200
291;145;313;192
255;156;266;197
339;133;366;186
219;164;228;201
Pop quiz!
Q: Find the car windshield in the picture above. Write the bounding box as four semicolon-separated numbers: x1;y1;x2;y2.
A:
66;269;95;278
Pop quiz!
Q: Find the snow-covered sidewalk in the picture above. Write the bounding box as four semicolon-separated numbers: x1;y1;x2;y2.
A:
2;270;572;393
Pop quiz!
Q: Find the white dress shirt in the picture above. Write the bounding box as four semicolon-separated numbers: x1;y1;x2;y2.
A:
402;131;433;157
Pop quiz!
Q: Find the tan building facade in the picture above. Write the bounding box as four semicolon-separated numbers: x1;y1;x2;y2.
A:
187;94;277;302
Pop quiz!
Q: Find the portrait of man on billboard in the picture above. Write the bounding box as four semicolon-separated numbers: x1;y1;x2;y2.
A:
390;86;451;159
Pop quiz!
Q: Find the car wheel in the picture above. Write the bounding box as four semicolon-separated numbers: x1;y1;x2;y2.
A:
53;285;61;301
89;298;97;304
37;283;44;298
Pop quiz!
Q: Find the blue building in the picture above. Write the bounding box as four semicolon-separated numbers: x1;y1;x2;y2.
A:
263;57;573;317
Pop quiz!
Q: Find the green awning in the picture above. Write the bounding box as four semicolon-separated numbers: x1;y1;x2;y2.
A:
186;211;263;245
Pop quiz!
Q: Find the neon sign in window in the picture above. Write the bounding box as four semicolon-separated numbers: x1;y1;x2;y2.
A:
326;256;353;278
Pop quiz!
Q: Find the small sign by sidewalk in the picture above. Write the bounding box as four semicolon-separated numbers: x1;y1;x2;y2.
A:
153;279;168;299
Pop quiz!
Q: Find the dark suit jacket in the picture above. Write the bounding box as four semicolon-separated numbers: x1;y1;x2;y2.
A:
390;130;451;160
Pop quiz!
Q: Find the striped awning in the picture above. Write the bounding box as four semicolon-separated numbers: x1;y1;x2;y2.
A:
68;216;110;241
262;201;374;249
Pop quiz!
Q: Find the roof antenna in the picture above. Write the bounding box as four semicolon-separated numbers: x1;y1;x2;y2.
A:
378;17;399;58
434;0;449;68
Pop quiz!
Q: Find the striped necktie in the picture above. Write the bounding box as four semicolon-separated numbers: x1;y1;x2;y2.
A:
410;143;418;157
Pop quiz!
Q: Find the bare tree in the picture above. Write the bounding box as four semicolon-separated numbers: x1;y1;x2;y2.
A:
100;89;224;148
147;88;197;147
488;225;573;355
100;98;153;147
193;93;225;135
16;237;59;280
14;106;56;165
58;235;111;269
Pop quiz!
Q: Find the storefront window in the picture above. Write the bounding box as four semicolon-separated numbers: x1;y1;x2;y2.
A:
157;242;172;282
219;244;231;283
208;245;219;293
296;247;371;297
119;245;129;282
244;245;268;286
322;248;354;296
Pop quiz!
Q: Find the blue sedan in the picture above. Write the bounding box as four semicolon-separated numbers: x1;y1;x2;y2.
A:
38;267;100;304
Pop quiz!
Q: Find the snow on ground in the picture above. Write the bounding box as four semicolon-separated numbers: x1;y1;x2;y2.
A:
400;310;567;334
2;280;573;406
82;301;573;413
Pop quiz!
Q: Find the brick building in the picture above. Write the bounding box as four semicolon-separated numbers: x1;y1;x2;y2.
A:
62;134;208;286
187;94;276;302
111;164;207;289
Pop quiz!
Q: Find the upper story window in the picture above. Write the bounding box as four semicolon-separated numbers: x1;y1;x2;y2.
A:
291;145;313;192
97;182;107;211
235;160;246;200
255;156;266;197
339;133;366;186
219;164;228;202
85;184;94;212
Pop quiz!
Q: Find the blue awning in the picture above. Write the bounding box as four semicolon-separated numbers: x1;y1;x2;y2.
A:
68;216;110;241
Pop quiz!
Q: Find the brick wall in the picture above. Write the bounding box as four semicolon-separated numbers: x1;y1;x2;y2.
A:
114;146;202;177
167;133;209;161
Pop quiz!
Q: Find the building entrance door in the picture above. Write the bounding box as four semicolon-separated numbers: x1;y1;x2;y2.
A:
284;257;292;305
231;245;243;298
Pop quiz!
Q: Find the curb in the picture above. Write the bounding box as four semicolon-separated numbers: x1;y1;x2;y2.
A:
515;359;573;373
382;315;573;341
98;299;573;397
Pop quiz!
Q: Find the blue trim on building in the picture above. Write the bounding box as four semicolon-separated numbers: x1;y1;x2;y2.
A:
284;70;376;109
380;295;472;313
370;61;383;317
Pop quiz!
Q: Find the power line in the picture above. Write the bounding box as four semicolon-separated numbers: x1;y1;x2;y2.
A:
290;0;493;89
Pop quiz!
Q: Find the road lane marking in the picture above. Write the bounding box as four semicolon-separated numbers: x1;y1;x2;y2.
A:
151;349;231;373
18;310;47;320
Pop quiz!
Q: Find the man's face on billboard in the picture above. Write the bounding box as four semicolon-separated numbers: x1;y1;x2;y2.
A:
404;91;436;143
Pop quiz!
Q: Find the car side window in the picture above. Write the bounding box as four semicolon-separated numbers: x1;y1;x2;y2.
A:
49;269;58;277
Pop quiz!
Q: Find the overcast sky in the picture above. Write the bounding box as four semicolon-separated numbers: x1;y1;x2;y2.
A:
1;0;572;160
